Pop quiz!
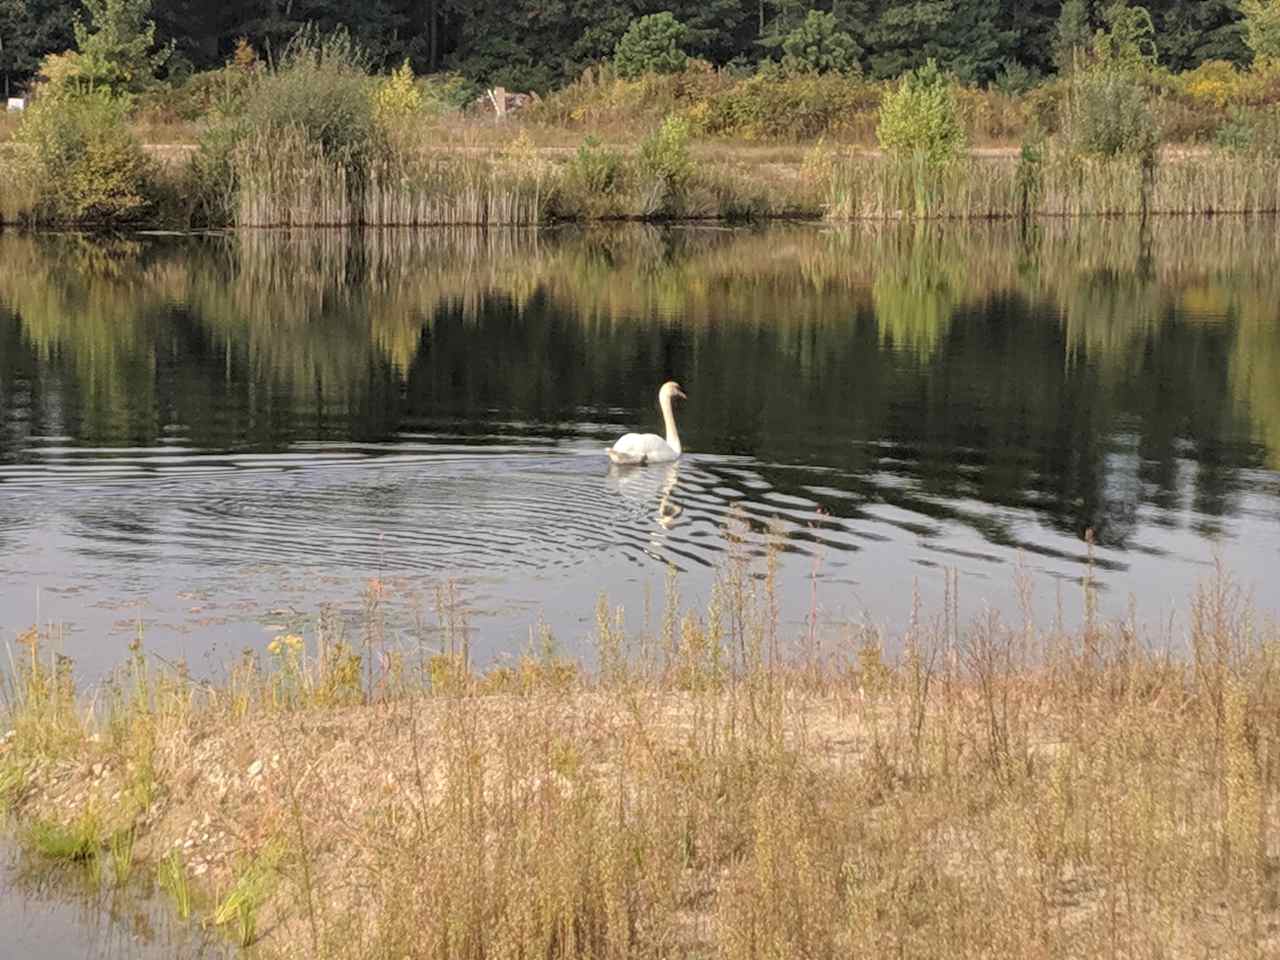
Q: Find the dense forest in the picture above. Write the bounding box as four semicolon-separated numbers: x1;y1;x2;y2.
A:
0;0;1253;96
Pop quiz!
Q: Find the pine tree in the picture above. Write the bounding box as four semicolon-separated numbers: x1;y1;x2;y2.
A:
1053;0;1092;72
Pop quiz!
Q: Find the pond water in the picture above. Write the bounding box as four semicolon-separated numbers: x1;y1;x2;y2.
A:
0;839;232;959
1;222;1279;679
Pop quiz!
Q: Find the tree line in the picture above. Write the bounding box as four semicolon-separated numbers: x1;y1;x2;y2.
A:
0;0;1257;97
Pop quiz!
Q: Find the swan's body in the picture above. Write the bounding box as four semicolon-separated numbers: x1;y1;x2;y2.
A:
608;382;687;465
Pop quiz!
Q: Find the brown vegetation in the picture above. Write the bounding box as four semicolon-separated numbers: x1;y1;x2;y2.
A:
3;534;1280;958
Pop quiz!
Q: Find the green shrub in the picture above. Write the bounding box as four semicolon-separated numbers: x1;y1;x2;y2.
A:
419;72;480;113
702;70;878;140
876;59;966;165
189;117;247;225
635;115;693;215
372;59;432;156
614;13;689;80
1094;1;1158;70
553;136;629;218
1242;0;1280;63
240;26;374;162
1215;105;1280;156
1062;64;1160;160
193;26;378;224
568;136;626;194
16;94;153;224
781;11;861;75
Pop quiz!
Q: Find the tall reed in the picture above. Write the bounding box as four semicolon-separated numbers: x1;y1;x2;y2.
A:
3;544;1279;958
233;128;354;227
827;151;1280;219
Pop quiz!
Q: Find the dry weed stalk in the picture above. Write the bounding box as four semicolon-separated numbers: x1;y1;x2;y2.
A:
1;542;1278;958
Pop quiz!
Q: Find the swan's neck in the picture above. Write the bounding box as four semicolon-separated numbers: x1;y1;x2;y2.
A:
660;393;682;456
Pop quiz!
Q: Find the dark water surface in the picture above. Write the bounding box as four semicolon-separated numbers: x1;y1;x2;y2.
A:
1;222;1279;679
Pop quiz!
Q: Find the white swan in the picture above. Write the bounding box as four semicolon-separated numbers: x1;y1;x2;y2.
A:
607;381;687;465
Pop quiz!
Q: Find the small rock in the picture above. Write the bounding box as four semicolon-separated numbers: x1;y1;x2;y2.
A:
247;759;263;778
91;763;104;778
191;862;208;877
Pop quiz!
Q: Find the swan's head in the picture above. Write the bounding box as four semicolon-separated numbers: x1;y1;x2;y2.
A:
660;381;688;402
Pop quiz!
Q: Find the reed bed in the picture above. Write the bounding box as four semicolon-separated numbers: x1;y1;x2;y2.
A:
2;533;1279;959
828;153;1280;220
234;130;356;228
362;156;549;227
238;150;1280;227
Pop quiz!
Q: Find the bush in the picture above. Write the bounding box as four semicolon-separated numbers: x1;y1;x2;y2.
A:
876;59;966;165
240;26;375;162
1062;64;1160;160
1242;0;1280;63
1178;59;1247;109
419;72;480;113
193;26;378;223
16;94;152;224
553;136;629;218
568;136;626;194
781;11;861;75
635;115;693;215
703;70;879;140
1094;1;1158;70
1215;105;1280;156
614;13;689;80
374;59;425;131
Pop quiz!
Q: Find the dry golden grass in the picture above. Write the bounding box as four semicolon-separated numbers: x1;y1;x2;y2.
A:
0;111;20;142
3;543;1280;959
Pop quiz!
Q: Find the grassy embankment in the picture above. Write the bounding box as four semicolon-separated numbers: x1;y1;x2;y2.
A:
8;42;1280;228
3;528;1279;958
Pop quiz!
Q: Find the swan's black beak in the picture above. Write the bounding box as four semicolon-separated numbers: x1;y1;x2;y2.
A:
675;387;688;400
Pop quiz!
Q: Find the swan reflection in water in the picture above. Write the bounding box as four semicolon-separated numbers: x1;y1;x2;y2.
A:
606;460;684;531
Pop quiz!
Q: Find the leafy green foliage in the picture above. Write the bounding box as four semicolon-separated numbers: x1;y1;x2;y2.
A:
1062;64;1160;159
1094;1;1157;70
240;26;374;161
1057;2;1160;162
867;0;1018;85
1053;0;1093;71
1242;0;1280;63
567;135;626;195
72;0;169;95
614;13;689;80
373;59;424;130
16;93;152;223
1153;0;1246;72
701;70;879;140
635;114;693;214
781;11;861;75
1215;104;1280;155
876;58;966;166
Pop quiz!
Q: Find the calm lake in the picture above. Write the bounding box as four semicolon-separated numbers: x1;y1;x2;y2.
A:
1;221;1279;678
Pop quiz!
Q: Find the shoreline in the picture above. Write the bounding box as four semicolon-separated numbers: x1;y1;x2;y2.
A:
3;566;1278;958
7;149;1280;230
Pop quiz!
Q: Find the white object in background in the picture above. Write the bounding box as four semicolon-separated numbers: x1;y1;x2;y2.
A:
6;98;25;112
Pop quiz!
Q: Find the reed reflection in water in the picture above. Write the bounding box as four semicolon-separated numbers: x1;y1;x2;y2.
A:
0;221;1278;675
